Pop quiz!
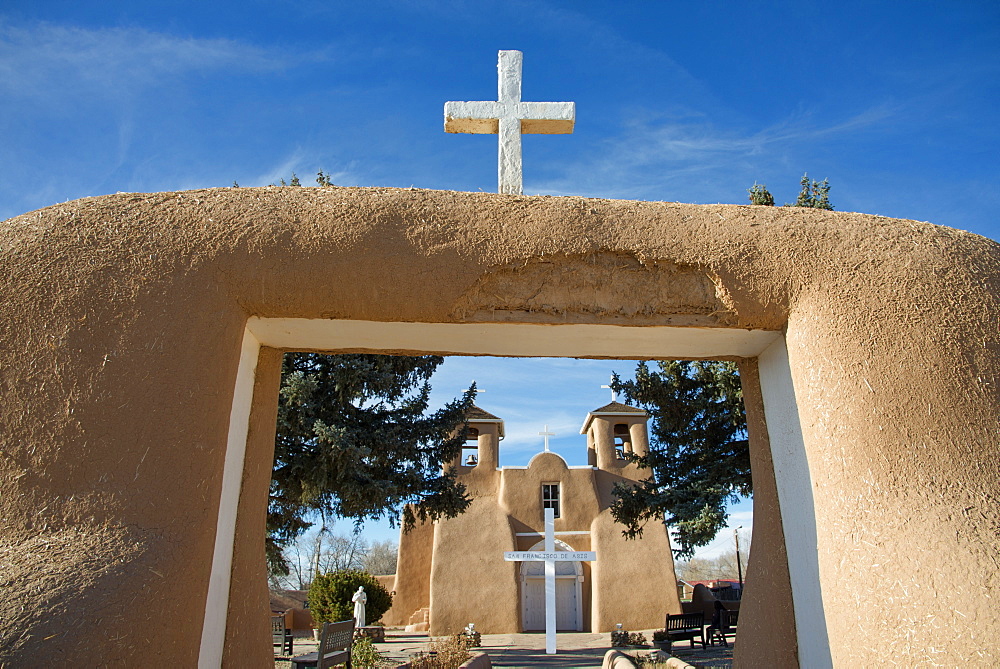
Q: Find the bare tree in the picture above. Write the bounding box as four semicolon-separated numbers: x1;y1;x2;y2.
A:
270;527;370;590
363;540;399;575
675;530;750;583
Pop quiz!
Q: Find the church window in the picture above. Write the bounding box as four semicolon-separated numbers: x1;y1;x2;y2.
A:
542;483;560;518
466;427;479;440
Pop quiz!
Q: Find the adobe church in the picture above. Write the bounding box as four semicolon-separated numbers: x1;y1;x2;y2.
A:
383;399;683;635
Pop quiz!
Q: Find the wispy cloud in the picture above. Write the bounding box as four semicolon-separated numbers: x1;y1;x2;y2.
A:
0;20;298;219
0;21;283;102
532;104;898;202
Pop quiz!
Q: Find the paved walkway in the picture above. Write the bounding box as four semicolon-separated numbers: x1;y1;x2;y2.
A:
277;629;734;668
478;632;615;667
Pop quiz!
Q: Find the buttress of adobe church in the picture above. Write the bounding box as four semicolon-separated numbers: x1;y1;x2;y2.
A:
383;399;683;635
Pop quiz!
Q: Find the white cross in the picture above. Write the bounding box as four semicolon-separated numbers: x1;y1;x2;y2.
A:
600;380;618;403
463;381;485;396
444;50;575;195
504;508;596;654
539;424;555;452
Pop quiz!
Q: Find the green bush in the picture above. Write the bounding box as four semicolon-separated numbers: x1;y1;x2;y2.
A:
351;636;385;669
612;630;648;647
747;183;774;206
308;569;393;625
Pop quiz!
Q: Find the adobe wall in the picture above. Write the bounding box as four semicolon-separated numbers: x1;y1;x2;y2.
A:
1;186;997;667
429;494;520;634
383;514;434;626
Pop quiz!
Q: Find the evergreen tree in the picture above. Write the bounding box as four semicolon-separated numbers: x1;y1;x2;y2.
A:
813;178;831;210
610;361;750;559
792;173;833;210
268;353;475;575
794;173;813;207
747;183;775;206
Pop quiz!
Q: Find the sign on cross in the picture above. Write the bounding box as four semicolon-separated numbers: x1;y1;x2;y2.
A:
504;507;596;654
445;50;575;195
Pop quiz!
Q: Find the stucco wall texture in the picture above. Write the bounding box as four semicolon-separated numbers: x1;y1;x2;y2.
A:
1;186;998;667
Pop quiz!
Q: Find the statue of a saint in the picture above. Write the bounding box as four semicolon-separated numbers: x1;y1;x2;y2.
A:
352;586;367;628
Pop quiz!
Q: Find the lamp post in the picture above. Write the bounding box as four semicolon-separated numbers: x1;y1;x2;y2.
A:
734;526;744;591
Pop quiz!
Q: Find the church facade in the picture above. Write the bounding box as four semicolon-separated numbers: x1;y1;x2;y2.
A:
384;401;683;634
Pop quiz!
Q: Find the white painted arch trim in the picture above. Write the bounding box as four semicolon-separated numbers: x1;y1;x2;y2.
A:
203;318;825;666
199;327;261;668
245;318;781;359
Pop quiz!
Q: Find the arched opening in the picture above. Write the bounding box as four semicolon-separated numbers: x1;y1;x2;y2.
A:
462;427;480;466
519;538;583;632
613;423;630;459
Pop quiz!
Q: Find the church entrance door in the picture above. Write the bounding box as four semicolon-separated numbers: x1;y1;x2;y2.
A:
520;539;584;631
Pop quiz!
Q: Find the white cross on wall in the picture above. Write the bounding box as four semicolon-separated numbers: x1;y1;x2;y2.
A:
539;424;555;452
504;508;596;654
445;50;575;195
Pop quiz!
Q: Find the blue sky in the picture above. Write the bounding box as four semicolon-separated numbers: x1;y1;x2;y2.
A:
3;1;996;558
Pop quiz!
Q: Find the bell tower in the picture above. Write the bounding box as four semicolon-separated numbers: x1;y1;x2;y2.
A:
579;401;649;470
451;405;505;472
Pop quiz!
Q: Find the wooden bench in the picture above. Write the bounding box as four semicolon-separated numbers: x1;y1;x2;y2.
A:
707;608;739;646
664;612;707;649
272;615;293;656
291;619;355;669
721;609;738;642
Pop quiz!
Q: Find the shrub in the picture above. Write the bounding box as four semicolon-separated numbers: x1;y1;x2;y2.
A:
409;635;473;669
747;183;774;206
457;623;481;647
351;636;386;669
627;632;648;646
612;631;648;646
308;569;393;625
456;630;481;648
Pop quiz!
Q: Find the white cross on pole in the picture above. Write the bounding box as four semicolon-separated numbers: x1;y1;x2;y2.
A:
463;381;485;396
445;50;575;195
600;381;618;403
504;508;596;654
539;425;555;452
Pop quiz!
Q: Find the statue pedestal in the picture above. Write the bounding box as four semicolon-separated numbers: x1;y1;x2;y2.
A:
356;626;385;642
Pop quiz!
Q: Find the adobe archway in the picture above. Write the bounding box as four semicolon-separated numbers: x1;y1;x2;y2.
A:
1;186;997;668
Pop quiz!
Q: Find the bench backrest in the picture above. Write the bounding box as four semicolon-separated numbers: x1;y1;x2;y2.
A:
723;609;738;629
272;615;287;641
318;619;355;669
665;612;704;631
